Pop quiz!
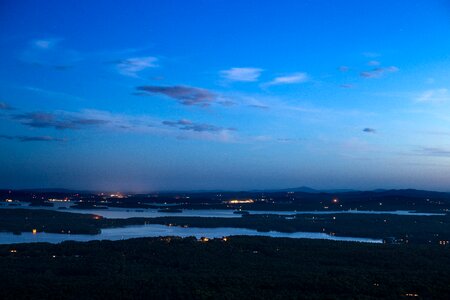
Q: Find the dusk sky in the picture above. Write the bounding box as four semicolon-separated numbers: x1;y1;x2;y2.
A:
1;0;450;191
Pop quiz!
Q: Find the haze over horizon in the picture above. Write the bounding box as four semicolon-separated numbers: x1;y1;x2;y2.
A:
1;0;450;191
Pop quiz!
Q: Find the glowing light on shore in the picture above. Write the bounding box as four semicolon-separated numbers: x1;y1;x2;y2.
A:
226;199;254;204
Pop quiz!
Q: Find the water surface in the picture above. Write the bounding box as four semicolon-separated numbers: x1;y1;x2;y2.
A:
0;202;444;219
0;224;382;245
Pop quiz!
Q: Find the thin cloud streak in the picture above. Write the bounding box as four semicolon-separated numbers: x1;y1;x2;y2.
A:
416;88;449;103
13;112;110;130
367;60;380;66
162;119;236;133
21;38;81;68
220;67;263;82
136;85;217;107
21;86;84;102
0;102;14;110
416;147;450;157
8;109;243;143
117;56;158;76
32;38;61;50
360;66;398;78
0;134;66;142
265;72;309;86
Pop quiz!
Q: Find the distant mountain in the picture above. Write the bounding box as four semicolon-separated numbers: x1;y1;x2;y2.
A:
250;186;358;193
321;189;359;193
376;189;450;197
285;186;321;193
16;188;95;194
2;187;449;197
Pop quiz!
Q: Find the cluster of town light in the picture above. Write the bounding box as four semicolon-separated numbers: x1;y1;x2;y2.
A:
226;199;254;204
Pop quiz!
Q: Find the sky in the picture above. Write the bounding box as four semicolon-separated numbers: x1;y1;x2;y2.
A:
1;0;450;192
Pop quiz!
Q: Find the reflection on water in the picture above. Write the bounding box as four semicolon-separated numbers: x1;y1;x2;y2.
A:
1;202;436;245
0;202;444;219
0;224;383;244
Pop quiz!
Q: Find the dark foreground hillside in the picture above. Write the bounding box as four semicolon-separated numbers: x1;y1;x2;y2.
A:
0;237;449;299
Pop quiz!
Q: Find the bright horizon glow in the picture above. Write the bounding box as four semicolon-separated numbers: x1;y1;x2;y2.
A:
1;0;450;192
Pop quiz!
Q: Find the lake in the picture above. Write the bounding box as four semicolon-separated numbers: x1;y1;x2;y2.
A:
0;203;440;245
0;202;444;219
0;224;383;245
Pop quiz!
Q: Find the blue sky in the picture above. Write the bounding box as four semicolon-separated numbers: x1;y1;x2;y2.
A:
1;0;450;191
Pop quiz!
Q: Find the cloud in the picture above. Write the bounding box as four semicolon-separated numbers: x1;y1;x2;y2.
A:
0;135;66;142
277;138;302;143
426;78;435;84
220;67;263;82
32;39;60;50
117;56;158;76
53;65;72;71
218;100;236;107
161;119;239;142
367;60;380;66
242;97;270;110
21;86;84;102
360;66;398;78
362;52;381;58
362;128;376;133
136;85;217;107
416;88;449;103
13;112;110;130
248;104;270;109
416;147;450;157
22;38;81;68
338;66;349;72
7;109;242;143
0;102;14;110
72;118;111;126
340;84;354;89
266;72;309;86
162;119;236;133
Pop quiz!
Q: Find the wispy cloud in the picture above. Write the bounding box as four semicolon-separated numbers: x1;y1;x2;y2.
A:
218;100;236;107
32;38;61;50
0;102;14;110
340;84;354;89
13;112;110;130
248;100;270;110
416;88;449;103
248;103;270;109
21;38;81;68
360;66;398;78
21;86;84;102
136;85;217;107
367;60;380;66
160;119;239;142
277;138;302;143
362;52;381;58
416;147;450;157
362;128;376;133
162;119;236;133
338;66;349;72
116;56;158;76
0;134;66;142
265;72;309;86
8;109;240;143
220;67;263;82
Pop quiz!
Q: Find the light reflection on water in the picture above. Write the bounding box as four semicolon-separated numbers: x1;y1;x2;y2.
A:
0;203;442;245
0;224;383;244
0;202;444;219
